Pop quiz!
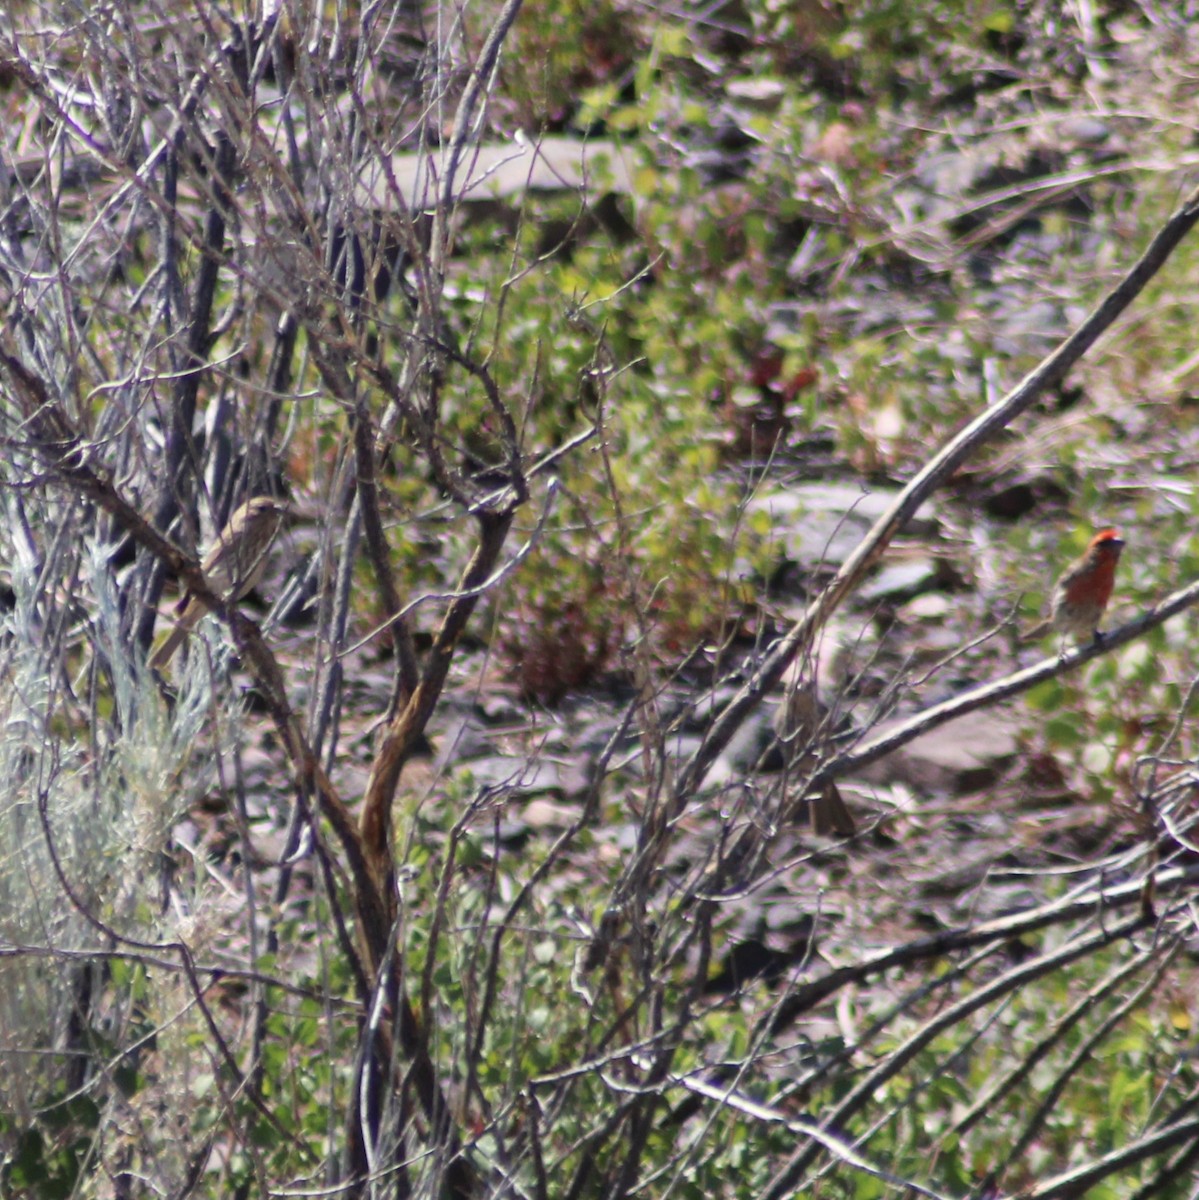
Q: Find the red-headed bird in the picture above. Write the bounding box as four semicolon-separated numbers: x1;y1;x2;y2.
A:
1022;528;1125;644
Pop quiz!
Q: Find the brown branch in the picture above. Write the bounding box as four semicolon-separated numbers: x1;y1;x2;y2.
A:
352;400;421;700
136;130;240;652
359;511;515;901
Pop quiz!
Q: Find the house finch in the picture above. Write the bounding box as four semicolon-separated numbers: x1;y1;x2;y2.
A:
773;679;856;838
149;495;290;669
1021;527;1125;644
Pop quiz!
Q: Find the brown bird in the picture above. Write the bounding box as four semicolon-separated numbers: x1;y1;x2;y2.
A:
1021;528;1125;644
773;678;856;838
150;496;290;670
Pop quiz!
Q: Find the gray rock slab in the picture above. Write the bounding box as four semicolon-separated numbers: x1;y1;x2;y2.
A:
358;137;633;212
861;708;1020;794
748;483;937;565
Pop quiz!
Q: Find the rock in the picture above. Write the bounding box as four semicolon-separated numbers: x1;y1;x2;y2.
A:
357;137;634;211
453;754;563;796
747;483;937;566
433;713;493;766
862;708;1020;794
521;797;580;829
725;78;786;109
860;557;942;602
900;593;954;620
1057;116;1110;145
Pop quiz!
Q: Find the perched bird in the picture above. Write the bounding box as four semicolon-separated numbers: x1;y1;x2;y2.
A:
773;678;856;838
1021;527;1125;644
150;496;290;670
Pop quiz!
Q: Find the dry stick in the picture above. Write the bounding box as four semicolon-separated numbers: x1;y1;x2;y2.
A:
0;942;360;1007
953;937;1175;1139
315;349;421;701
998;936;1184;1176
353;408;421;701
320;7;526;1180
1021;1115;1199;1200
676;179;1199;804
1130;1111;1199;1200
764;912;1150;1200
348;513;514;1198
431;0;526;276
813;582;1199;788
138;131;239;655
359;511;515;883
760;863;1197;1040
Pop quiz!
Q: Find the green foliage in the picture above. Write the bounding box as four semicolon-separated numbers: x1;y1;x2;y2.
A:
494;0;634;129
438;169;779;692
